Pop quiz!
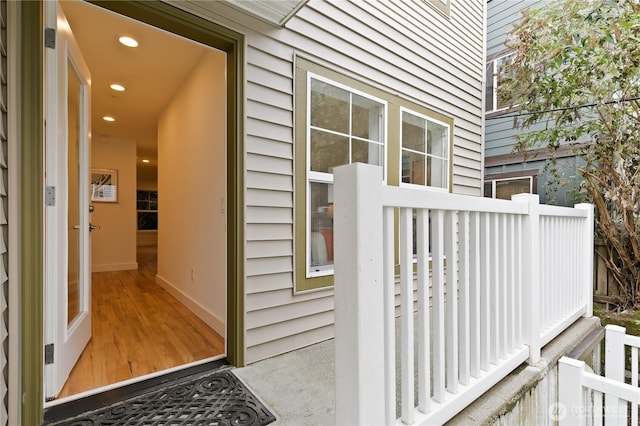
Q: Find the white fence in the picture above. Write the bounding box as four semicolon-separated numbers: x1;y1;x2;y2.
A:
333;163;594;425
559;325;640;425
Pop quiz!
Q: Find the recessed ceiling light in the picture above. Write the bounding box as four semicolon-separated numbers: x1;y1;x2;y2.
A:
110;83;126;92
103;116;116;122
142;159;150;163
118;36;139;48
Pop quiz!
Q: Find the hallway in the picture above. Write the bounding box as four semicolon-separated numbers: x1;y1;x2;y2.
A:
57;246;225;399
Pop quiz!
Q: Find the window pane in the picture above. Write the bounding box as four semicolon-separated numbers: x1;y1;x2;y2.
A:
138;212;158;230
496;55;513;110
310;79;349;134
484;181;493;198
495;178;531;200
402;152;425;185
427;156;448;188
485;61;495;111
402;111;426;152
352;139;383;166
310;129;349;173
309;182;334;272
427;121;448;159
352;94;384;141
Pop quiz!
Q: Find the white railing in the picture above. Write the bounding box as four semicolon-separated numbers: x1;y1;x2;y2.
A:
558;356;640;426
605;324;640;424
559;325;640;425
333;163;594;426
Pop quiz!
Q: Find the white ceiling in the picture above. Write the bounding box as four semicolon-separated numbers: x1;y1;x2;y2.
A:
60;0;211;176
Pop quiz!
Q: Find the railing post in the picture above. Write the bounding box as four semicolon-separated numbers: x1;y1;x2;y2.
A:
558;356;585;426
605;324;626;426
333;163;386;425
512;193;541;363
575;203;594;317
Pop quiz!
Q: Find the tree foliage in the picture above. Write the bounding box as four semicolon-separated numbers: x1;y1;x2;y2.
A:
501;0;640;309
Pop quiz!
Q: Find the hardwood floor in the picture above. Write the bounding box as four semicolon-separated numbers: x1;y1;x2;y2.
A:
57;246;225;399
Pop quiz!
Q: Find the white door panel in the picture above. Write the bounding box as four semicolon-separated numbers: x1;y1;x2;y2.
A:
44;1;92;400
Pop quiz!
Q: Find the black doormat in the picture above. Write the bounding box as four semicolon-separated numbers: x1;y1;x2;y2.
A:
46;369;276;426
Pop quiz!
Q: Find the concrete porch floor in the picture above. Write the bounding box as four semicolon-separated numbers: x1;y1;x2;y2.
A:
233;316;601;426
234;339;336;426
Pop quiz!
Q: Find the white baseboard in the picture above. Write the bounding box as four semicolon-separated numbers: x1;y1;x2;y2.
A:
92;262;138;272
155;274;225;337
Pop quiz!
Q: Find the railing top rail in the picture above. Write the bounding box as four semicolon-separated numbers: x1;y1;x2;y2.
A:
625;334;640;348
343;164;590;218
582;371;640;404
379;184;530;215
538;204;590;218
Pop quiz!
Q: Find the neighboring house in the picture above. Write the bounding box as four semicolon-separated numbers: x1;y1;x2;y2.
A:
2;0;485;423
484;0;583;206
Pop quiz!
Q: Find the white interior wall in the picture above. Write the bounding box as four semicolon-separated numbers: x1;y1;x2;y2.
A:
156;51;227;337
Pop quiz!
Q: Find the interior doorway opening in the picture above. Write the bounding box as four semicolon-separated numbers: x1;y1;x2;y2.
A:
45;0;233;402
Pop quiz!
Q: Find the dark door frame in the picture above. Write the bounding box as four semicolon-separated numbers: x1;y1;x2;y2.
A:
21;1;245;422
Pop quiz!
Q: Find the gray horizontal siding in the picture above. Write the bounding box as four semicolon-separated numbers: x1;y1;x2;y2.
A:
485;1;547;165
174;0;484;363
487;0;542;58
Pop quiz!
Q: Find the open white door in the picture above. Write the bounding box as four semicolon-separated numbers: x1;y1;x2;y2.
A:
44;2;92;400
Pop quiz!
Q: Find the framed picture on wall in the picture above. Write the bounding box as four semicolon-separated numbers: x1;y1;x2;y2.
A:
91;168;118;202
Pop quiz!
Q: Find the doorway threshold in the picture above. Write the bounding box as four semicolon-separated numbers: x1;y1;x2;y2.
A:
43;355;228;424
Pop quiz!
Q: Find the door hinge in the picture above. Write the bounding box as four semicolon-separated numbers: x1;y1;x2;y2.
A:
44;343;54;365
44;27;56;49
45;186;56;206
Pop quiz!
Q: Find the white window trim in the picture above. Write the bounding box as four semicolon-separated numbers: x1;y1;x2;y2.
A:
305;72;388;278
486;52;514;114
399;107;451;192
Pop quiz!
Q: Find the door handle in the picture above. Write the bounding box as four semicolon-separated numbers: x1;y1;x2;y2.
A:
70;224;100;231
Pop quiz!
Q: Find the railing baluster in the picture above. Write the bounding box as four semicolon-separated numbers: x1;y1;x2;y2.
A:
594;390;603;426
507;214;515;353
480;212;490;371
569;218;574;313
445;210;459;393
459;211;471;385
399;207;414;424
500;214;507;359
469;211;481;378
490;213;499;364
516;215;523;347
383;207;396;425
417;209;430;414
432;209;446;403
539;220;550;330
632;346;638;425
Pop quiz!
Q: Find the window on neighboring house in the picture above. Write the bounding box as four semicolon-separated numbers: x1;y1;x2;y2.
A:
485;53;514;113
484;176;534;200
401;109;450;190
137;190;158;230
294;57;453;292
306;75;386;277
